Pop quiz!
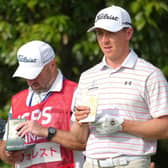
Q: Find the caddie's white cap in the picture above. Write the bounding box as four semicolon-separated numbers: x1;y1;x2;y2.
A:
13;40;55;80
87;5;132;32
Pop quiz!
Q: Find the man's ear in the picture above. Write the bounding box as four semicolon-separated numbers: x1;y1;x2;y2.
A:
126;27;134;40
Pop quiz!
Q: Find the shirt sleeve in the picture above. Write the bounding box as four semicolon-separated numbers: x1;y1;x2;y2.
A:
71;88;78;122
146;69;168;118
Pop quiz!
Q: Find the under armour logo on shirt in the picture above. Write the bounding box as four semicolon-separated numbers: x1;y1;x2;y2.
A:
124;81;132;85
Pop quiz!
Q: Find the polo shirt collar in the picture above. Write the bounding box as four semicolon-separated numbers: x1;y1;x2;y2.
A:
49;69;63;92
99;49;138;70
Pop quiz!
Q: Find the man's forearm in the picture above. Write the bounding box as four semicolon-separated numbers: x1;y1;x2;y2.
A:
51;129;86;150
71;121;89;143
122;116;168;139
50;122;88;150
38;122;88;150
0;141;14;165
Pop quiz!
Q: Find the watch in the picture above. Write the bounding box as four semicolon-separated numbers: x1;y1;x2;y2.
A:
47;127;57;140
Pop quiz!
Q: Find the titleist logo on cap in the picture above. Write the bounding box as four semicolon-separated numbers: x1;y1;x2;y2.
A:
95;13;119;22
18;55;37;63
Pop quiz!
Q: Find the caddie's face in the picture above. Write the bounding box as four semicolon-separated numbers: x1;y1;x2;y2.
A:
26;60;56;93
95;28;133;67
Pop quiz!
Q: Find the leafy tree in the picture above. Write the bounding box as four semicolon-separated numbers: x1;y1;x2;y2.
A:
0;0;168;167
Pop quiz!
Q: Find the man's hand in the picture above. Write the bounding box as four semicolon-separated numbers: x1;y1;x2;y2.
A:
0;141;22;165
93;116;124;135
16;120;47;138
150;162;155;168
5;150;24;163
75;106;90;122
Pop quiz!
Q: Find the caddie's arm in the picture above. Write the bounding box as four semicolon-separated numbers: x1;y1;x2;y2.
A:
16;119;88;151
0;140;23;165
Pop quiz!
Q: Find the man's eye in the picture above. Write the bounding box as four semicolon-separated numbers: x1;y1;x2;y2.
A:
96;31;103;37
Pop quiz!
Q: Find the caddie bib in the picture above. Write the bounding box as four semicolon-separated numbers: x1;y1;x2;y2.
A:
11;79;77;168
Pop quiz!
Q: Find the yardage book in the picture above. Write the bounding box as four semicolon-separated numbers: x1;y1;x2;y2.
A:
6;119;35;151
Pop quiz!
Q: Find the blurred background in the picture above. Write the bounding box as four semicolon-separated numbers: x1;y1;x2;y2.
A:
0;0;168;167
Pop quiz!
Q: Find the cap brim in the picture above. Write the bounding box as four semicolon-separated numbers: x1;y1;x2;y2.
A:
87;24;123;33
87;26;96;32
13;65;43;80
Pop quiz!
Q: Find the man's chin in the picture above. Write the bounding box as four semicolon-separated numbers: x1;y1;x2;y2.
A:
31;87;41;93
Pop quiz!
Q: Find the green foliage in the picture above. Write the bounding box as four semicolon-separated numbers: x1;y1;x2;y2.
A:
130;0;168;69
0;161;12;168
0;160;12;168
163;66;168;78
0;0;167;128
0;0;168;167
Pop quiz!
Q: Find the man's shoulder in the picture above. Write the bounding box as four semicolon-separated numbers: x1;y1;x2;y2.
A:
136;57;167;82
137;57;162;73
81;62;101;76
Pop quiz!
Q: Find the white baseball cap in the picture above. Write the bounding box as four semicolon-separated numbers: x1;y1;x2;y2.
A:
87;5;132;32
13;40;55;80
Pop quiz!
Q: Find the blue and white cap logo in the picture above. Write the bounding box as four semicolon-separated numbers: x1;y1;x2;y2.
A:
13;40;55;80
18;55;37;63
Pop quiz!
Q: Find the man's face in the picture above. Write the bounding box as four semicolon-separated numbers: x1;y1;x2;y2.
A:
26;61;56;93
95;28;133;63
